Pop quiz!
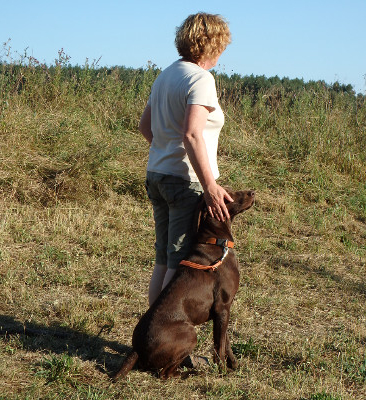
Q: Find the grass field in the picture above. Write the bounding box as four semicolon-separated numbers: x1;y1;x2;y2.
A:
0;51;366;399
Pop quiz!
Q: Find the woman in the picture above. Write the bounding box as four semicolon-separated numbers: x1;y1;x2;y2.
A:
139;13;233;306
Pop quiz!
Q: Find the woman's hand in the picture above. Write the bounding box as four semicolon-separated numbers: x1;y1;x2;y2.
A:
203;183;233;221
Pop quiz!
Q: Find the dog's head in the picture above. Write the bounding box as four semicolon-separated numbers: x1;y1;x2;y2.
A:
225;189;255;220
195;189;255;232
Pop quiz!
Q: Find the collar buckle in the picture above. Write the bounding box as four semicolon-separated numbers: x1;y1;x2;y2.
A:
216;238;229;248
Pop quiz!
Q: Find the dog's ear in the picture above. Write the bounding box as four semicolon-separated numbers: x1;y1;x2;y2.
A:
193;194;207;233
226;201;242;219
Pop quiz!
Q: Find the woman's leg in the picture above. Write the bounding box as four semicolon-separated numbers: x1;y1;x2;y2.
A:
148;198;199;304
145;173;169;306
146;173;203;305
161;268;177;291
149;263;167;306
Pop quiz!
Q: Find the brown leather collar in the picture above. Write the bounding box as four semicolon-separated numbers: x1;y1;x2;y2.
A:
180;238;234;271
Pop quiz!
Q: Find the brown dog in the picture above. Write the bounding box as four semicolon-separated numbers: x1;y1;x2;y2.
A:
114;189;255;379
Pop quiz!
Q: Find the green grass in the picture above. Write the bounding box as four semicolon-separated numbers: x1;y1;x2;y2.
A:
0;47;365;399
35;352;80;384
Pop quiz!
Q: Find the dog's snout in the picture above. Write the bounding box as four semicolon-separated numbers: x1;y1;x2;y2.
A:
248;190;255;197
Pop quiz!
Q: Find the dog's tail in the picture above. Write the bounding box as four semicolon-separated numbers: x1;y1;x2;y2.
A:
113;351;139;380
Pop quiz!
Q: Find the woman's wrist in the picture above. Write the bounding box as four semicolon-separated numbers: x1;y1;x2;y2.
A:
201;180;217;194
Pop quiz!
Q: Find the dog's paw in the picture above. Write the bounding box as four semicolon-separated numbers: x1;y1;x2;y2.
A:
226;355;238;370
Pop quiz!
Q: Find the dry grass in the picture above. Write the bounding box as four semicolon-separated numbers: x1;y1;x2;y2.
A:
0;56;365;399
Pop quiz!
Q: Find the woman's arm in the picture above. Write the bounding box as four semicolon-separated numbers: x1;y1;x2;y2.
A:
183;104;233;221
139;104;153;144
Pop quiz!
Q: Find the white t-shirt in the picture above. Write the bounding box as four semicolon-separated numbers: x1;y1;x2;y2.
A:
146;59;224;182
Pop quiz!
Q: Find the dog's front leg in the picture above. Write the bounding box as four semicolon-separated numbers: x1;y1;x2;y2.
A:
225;333;238;369
212;309;230;368
213;308;238;370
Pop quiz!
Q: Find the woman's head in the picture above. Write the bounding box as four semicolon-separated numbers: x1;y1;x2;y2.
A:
175;13;231;65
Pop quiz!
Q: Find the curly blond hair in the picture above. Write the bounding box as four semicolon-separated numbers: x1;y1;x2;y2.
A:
175;13;231;63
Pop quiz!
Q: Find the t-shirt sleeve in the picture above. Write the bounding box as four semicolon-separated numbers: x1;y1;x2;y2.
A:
186;72;218;111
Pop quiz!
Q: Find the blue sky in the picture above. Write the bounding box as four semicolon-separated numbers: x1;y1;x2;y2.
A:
1;0;365;94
